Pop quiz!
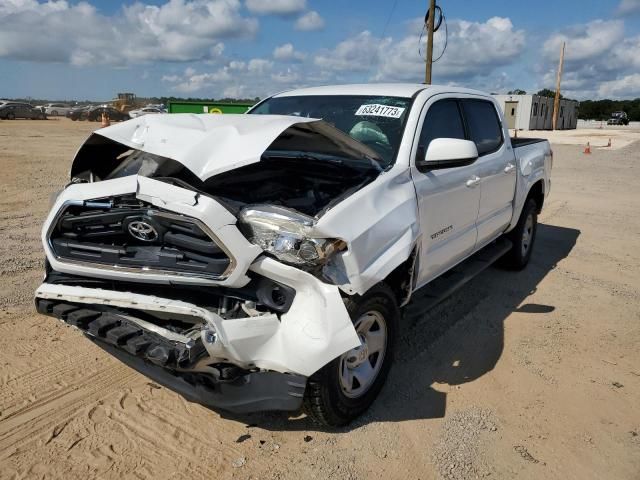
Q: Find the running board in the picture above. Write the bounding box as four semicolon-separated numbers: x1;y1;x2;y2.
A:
406;238;513;314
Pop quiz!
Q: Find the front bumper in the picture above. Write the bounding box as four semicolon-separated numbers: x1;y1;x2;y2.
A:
37;175;361;412
36;294;306;413
97;339;306;413
35;257;359;378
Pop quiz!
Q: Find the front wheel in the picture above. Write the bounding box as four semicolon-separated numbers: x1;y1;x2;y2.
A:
303;283;398;426
500;198;538;270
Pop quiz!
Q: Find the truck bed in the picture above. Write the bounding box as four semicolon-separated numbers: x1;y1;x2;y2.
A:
510;137;547;148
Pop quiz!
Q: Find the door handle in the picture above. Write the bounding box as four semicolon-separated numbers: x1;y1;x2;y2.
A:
466;175;481;188
504;163;516;173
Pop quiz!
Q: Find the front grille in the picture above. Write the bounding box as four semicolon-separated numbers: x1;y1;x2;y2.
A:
49;195;232;279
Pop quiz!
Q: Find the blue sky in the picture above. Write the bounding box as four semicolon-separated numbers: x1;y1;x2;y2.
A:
1;0;639;101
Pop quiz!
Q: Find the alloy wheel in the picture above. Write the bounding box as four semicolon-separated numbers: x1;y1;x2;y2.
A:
338;310;388;399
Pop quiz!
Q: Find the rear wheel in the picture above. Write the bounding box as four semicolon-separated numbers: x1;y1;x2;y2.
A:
303;283;398;426
500;198;538;270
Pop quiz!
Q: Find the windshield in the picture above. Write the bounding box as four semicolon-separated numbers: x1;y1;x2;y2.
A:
249;95;413;167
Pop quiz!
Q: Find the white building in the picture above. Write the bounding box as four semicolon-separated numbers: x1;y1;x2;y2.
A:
493;94;578;130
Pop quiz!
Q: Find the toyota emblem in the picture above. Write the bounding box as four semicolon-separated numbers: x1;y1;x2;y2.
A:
127;220;158;242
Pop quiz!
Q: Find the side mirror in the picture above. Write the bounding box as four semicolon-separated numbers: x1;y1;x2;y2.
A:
416;138;479;171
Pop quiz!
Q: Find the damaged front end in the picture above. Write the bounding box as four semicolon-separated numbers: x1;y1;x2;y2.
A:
36;114;391;413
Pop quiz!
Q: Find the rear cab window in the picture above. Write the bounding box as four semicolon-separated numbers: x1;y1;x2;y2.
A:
460;99;503;156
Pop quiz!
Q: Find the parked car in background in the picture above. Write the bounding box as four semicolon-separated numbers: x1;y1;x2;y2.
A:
607;111;629;126
86;106;130;122
67;105;92;121
44;103;72;117
128;107;167;118
0;102;46;120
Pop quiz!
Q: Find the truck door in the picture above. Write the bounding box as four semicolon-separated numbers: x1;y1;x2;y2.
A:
411;98;481;288
460;99;516;249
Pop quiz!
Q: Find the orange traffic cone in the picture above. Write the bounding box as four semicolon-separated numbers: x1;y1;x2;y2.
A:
607;138;612;147
584;142;591;154
101;112;110;127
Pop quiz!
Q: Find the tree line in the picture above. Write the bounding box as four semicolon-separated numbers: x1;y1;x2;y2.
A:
157;96;260;105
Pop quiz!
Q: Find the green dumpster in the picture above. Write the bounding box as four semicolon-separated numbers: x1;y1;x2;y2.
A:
167;101;255;114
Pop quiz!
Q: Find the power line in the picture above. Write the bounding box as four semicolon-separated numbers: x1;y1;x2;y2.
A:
432;13;447;63
381;0;400;39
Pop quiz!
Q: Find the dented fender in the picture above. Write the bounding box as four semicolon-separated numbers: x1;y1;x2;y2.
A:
314;168;420;295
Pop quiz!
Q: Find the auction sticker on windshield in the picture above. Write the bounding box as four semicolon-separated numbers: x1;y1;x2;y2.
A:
355;104;405;118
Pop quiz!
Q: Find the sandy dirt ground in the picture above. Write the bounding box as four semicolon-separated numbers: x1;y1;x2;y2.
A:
0;118;639;480
519;125;640;150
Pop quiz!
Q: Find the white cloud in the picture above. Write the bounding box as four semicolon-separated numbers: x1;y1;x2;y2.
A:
375;17;525;82
0;0;70;16
271;68;300;84
248;58;273;73
157;15;533;99
168;56;311;97
537;19;640;99
273;43;306;61
543;20;624;63
314;31;386;72
294;10;324;31
312;17;524;84
0;0;256;66
616;0;640;15
245;0;306;16
161;74;180;82
598;73;640;98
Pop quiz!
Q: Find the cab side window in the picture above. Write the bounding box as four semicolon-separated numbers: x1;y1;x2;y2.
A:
418;99;466;152
461;100;503;155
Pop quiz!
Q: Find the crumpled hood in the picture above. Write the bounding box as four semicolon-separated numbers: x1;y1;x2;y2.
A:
75;113;380;182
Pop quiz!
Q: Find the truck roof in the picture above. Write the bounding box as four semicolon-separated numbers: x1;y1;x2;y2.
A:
272;83;491;99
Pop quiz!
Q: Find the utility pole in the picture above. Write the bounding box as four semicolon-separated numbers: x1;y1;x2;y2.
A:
552;41;565;131
425;0;436;84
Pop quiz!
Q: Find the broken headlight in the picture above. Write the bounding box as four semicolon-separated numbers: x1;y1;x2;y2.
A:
238;205;345;266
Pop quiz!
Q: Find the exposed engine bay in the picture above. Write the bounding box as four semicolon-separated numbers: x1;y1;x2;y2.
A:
72;146;381;221
201;156;379;217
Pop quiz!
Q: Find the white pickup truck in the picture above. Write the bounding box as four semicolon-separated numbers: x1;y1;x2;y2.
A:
35;84;551;426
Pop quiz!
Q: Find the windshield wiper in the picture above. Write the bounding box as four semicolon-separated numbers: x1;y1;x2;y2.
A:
263;150;382;172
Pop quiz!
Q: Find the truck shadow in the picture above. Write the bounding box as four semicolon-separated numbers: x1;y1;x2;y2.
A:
222;223;580;431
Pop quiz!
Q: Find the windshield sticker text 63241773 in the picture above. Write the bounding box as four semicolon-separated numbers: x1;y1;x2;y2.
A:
355;104;406;119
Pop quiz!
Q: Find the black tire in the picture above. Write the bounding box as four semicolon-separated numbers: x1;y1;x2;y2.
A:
303;283;399;427
51;110;58;116
501;198;538;270
7;112;15;120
